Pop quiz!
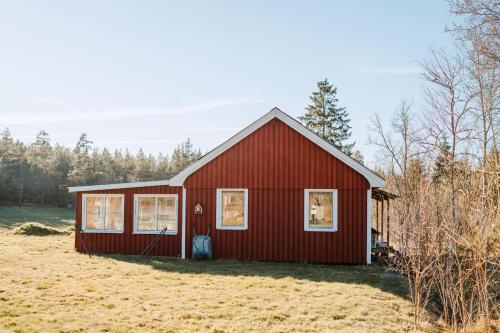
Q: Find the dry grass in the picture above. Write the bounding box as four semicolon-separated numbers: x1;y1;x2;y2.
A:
0;235;438;333
11;222;73;236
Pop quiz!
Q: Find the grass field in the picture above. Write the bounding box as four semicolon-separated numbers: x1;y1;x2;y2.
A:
0;207;437;332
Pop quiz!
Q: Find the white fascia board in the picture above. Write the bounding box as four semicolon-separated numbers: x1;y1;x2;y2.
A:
274;111;385;188
68;180;170;193
168;109;278;186
169;107;385;188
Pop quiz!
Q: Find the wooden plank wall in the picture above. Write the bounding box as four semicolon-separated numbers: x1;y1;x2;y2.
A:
74;185;183;257
184;118;369;263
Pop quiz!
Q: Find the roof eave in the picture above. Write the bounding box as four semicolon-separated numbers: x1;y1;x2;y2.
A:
170;107;385;188
67;180;170;193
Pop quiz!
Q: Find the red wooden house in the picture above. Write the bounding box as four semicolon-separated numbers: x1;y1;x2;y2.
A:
69;108;385;264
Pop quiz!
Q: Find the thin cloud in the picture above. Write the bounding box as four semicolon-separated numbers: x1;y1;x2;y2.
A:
31;97;90;105
96;138;223;145
353;67;421;75
18;127;241;140
0;99;265;126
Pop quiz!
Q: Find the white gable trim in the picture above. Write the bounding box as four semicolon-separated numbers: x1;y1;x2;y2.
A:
169;110;278;186
68;107;384;193
68;180;170;193
169;108;385;188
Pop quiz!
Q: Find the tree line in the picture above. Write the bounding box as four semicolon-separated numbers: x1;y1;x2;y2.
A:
0;131;201;206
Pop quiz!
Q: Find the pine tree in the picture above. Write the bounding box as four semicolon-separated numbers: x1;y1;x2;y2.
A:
352;150;364;164
169;138;202;175
47;145;72;205
134;149;155;181
433;133;451;184
68;133;94;186
73;133;92;155
0;128;23;204
155;153;171;180
95;148;115;184
27;130;52;204
300;79;354;155
35;130;50;146
123;149;136;182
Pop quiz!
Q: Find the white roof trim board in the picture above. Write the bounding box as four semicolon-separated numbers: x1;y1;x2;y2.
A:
68;107;384;193
68;180;170;193
169;108;384;187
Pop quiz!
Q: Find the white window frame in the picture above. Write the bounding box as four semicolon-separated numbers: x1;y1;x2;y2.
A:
216;188;248;230
133;194;178;235
304;189;338;232
82;194;125;233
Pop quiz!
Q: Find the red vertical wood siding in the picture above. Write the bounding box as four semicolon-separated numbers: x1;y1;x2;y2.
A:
185;118;369;264
74;185;183;257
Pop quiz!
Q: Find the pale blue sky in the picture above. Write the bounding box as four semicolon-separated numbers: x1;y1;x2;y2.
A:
0;1;454;166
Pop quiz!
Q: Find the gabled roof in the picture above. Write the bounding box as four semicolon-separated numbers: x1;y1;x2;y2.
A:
169;108;384;187
68;107;384;193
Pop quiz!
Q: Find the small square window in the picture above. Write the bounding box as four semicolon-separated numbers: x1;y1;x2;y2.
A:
304;189;338;232
216;189;248;230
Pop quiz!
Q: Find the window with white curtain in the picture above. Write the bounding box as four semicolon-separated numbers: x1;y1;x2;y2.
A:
82;194;124;233
134;194;177;234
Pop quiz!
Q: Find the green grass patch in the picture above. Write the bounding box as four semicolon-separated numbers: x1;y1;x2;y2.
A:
0;206;74;231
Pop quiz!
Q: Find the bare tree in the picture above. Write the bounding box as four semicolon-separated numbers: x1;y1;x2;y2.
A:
449;0;500;66
465;39;499;204
450;0;499;215
370;47;498;330
368;2;499;330
368;100;421;179
420;48;475;226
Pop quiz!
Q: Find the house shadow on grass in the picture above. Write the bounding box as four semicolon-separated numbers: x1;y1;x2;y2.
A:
99;253;410;299
0;206;74;230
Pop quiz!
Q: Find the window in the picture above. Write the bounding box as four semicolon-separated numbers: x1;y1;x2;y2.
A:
304;189;338;232
134;194;177;234
82;194;124;233
216;189;248;230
